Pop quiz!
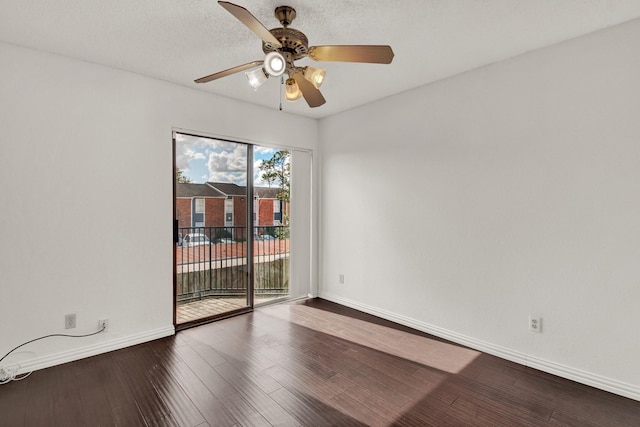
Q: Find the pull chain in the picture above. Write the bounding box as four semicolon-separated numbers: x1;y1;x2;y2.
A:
279;75;283;111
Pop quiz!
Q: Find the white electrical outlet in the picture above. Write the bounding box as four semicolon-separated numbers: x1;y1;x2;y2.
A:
529;316;542;333
99;318;109;332
339;274;345;284
65;313;76;329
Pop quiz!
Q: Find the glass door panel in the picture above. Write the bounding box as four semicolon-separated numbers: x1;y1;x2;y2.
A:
174;133;251;326
253;147;291;305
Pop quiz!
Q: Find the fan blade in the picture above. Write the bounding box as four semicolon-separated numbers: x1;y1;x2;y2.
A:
218;1;282;48
292;72;326;108
308;45;394;64
195;61;263;83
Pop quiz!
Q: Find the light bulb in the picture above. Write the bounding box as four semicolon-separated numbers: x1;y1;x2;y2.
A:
285;78;302;101
304;66;326;89
246;68;268;90
264;52;286;77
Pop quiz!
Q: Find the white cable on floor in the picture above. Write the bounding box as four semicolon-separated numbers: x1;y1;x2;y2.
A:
0;325;106;385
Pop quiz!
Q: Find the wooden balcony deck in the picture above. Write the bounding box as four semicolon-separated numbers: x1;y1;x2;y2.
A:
176;295;285;324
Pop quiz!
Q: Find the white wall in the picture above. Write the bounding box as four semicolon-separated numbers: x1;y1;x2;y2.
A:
0;42;317;371
319;19;640;400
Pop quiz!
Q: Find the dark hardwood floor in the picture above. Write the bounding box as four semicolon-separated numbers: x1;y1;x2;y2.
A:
1;298;638;426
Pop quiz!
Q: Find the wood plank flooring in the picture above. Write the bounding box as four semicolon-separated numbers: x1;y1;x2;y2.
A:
0;298;638;426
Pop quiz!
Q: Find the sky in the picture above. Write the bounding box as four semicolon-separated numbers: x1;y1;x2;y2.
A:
175;133;281;186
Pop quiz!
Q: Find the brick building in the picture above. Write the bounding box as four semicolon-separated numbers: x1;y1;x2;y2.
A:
176;182;287;237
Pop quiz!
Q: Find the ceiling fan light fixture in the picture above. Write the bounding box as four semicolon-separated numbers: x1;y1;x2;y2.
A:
194;2;395;109
285;78;302;102
304;66;326;89
264;51;286;77
245;68;268;90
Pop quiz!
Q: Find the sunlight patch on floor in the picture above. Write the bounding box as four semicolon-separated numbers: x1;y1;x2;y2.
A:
261;303;480;374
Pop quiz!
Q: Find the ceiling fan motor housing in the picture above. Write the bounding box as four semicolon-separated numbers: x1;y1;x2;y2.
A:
262;6;308;63
263;28;308;60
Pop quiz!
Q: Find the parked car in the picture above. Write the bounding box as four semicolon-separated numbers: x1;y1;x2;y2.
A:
182;233;211;247
177;232;183;246
259;235;275;240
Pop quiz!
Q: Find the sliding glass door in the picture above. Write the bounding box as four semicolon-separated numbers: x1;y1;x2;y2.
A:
173;132;292;327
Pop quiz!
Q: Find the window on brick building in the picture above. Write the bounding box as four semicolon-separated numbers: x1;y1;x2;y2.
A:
194;198;204;213
273;200;282;224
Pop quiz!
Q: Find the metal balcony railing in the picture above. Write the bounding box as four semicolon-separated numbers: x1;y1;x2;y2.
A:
176;226;290;303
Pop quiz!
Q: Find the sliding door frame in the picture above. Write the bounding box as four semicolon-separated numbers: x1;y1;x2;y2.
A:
172;128;313;329
172;131;255;330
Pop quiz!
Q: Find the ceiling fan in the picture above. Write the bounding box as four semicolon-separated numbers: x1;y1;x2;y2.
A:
194;1;394;108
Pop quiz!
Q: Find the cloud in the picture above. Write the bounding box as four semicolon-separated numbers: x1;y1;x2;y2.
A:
175;134;208;171
207;145;246;172
176;133;285;186
207;171;246;185
206;144;248;184
255;146;276;156
254;159;268;186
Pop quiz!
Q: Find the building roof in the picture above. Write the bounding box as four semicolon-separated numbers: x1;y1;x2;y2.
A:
177;182;282;199
176;183;225;198
206;182;282;199
255;187;281;199
207;182;246;196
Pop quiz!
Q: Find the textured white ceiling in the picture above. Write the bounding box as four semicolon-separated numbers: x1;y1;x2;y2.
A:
1;0;640;119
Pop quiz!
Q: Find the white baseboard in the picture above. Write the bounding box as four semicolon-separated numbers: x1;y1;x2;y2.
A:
15;325;175;374
318;292;640;402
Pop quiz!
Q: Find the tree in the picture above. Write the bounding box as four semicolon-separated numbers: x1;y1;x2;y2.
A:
176;167;192;183
259;150;290;228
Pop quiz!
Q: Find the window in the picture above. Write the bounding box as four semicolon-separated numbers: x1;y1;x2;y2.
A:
194;198;204;213
274;200;282;224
